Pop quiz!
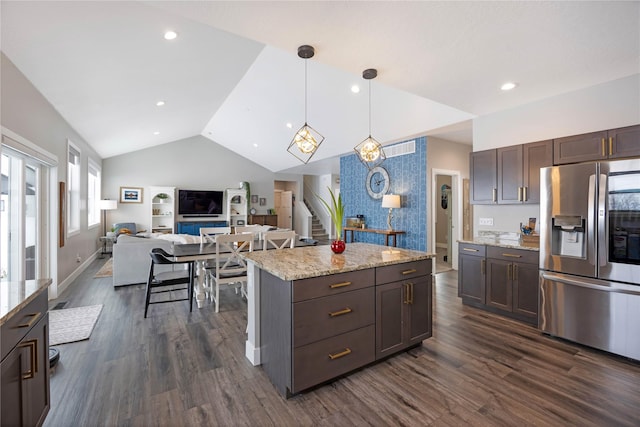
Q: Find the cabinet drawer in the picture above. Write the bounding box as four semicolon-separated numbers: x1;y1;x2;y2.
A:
292;324;375;393
292;269;374;302
376;260;430;285
1;289;48;361
459;243;486;257
487;246;538;264
293;287;374;348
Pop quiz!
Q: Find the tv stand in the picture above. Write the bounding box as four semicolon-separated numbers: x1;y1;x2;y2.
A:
177;220;228;235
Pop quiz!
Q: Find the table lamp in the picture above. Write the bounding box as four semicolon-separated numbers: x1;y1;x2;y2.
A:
99;199;118;236
381;194;401;230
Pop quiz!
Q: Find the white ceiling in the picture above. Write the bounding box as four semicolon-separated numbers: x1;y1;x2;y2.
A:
2;1;638;174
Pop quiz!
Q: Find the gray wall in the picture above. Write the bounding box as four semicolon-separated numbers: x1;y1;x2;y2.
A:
102;135;283;231
1;53;103;287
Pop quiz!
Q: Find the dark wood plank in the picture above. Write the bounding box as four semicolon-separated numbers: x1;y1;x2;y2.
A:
43;257;640;426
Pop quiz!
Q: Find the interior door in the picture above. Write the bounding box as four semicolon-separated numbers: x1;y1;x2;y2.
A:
276;190;292;229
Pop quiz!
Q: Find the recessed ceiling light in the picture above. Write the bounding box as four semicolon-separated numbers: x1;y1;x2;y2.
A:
286;123;293;129
153;131;160;135
253;143;259;148
164;31;177;40
501;82;518;91
351;85;360;93
156;101;165;107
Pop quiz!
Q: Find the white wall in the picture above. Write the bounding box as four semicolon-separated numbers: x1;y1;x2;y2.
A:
102;135;285;231
471;74;640;235
426;137;472;253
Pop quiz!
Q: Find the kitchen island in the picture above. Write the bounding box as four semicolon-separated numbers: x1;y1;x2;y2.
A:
242;242;434;397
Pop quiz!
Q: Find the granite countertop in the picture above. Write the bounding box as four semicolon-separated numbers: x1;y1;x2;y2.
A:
0;279;52;326
458;237;540;252
242;242;434;281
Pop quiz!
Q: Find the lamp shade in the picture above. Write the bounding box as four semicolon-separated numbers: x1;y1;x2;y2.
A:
381;194;400;209
99;199;118;210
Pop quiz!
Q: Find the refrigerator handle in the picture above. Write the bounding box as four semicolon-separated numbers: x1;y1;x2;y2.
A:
598;173;607;267
587;174;597;266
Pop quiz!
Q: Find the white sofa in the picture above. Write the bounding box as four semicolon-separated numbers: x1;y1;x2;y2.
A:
112;235;175;287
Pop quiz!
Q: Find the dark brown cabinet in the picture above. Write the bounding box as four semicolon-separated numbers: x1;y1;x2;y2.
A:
260;258;432;397
458;243;486;303
1;289;50;427
554;124;640;165
459;244;539;325
248;214;278;226
472;140;552;205
375;274;432;360
470;150;497;204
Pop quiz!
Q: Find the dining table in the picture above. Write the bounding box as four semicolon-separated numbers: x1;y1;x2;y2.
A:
171;242;218;309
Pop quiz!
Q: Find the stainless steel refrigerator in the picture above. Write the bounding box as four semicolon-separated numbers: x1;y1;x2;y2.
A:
540;158;640;361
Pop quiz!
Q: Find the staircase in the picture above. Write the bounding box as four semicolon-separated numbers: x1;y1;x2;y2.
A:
304;200;330;244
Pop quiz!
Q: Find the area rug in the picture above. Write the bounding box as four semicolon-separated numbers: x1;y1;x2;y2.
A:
94;258;113;278
49;304;103;346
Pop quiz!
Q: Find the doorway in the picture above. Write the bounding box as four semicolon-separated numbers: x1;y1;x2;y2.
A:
431;169;462;273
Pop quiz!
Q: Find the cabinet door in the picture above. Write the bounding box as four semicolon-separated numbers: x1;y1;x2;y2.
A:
553;131;608;165
609;125;640;160
497;145;523;204
522;140;552;204
512;262;539;320
470;150;497;204
1;314;49;427
376;281;405;359
486;258;512;312
458;254;485;303
407;277;432;346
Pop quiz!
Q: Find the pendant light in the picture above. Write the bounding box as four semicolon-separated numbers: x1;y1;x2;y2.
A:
287;45;325;164
354;68;386;170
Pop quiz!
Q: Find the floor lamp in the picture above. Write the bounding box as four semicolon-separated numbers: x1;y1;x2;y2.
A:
99;199;118;236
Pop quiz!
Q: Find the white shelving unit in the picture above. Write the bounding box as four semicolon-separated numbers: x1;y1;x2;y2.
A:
149;186;175;234
226;188;248;228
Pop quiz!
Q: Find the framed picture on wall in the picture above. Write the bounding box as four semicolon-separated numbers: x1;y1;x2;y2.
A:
251;195;258;204
259;197;266;206
120;187;143;203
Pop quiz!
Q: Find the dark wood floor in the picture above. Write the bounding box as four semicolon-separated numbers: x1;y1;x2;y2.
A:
44;257;640;426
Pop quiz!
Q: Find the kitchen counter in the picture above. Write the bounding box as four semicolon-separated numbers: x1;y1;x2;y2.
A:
0;278;52;326
241;243;434;367
241;242;434;281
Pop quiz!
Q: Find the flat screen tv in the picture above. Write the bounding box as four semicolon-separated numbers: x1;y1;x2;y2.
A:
178;189;224;216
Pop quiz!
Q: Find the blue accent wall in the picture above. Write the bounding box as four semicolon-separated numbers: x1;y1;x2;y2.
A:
340;137;427;251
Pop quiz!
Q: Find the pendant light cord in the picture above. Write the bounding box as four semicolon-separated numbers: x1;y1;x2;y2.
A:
368;79;372;136
304;58;308;125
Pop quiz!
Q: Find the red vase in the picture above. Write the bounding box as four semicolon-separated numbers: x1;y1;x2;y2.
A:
331;239;346;254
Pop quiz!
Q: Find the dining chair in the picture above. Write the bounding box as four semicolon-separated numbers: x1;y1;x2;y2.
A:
262;230;296;250
208;233;254;313
200;226;231;243
144;248;194;318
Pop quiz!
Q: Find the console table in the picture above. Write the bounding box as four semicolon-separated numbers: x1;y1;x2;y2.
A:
343;227;406;247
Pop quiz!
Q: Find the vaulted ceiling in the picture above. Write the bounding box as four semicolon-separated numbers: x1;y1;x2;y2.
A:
2;1;638;174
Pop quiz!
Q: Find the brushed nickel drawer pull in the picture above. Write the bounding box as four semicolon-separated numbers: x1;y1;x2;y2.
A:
507;264;512;280
408;282;414;304
492;188;497;202
602;138;606;157
328;348;352;360
518;187;523;202
329;307;352;317
330;281;352;289
502;253;522;258
18;339;37;379
402;269;417;275
481;259;486;275
523;186;528;201
463;248;479;252
403;283;410;304
14;312;41;329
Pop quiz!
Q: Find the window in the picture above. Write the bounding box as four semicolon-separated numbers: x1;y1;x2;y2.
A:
67;140;81;235
87;158;101;228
